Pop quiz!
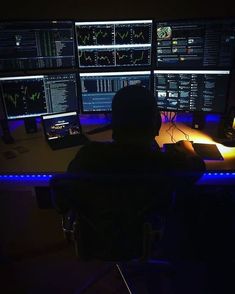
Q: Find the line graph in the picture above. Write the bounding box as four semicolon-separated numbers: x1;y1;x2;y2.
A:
97;50;114;66
97;55;111;64
79;34;92;45
4;93;20;108
78;50;96;67
115;30;130;44
116;48;150;66
77;28;94;45
132;25;151;43
132;51;145;64
115;24;151;45
132;49;150;65
94;27;113;45
133;30;145;41
2;79;46;117
116;31;129;40
116;50;131;65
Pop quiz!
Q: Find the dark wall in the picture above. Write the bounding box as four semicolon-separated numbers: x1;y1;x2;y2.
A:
1;0;235;20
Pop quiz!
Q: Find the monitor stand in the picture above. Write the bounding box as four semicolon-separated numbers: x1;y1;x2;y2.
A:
24;117;38;133
191;112;205;130
0;120;14;144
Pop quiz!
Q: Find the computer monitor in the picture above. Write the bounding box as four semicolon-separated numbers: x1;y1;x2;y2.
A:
79;70;151;112
0;72;79;119
154;70;230;113
75;20;152;68
0;21;76;72
155;18;235;69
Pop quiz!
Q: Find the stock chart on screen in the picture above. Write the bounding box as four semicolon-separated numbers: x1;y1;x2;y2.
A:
75;20;152;68
0;72;78;119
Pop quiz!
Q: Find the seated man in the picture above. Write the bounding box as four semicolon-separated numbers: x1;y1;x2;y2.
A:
53;85;206;258
68;85;205;180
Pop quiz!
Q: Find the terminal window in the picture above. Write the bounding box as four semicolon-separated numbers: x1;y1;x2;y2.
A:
156;19;235;69
0;21;76;71
0;72;78;119
154;70;230;113
80;71;151;112
75;20;152;68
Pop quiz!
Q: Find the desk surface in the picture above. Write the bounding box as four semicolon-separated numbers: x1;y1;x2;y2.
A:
0;120;235;173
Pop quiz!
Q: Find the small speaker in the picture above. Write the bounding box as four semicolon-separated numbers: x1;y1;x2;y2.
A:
24;117;37;133
0;119;14;144
217;107;235;139
217;116;227;138
191;112;205;130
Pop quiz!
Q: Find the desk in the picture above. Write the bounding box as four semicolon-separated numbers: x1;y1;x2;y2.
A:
0;119;235;174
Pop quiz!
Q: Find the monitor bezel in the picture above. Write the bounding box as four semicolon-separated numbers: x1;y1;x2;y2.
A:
78;69;153;114
153;69;232;115
74;18;154;71
0;19;77;73
0;70;80;120
152;16;235;71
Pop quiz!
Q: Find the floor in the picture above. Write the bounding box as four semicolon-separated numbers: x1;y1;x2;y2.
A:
1;228;235;294
1;186;235;293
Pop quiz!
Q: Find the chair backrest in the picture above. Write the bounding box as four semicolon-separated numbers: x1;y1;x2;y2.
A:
50;173;174;261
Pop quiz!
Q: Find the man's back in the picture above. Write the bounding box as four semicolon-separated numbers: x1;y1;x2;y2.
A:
68;141;205;183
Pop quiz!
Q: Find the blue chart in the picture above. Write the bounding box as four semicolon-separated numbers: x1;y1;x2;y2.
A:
2;79;46;118
80;72;150;112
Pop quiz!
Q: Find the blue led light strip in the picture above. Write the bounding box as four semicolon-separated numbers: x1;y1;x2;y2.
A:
203;172;235;177
0;172;234;182
0;174;53;181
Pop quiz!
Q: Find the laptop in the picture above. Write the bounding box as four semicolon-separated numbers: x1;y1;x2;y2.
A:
41;111;89;150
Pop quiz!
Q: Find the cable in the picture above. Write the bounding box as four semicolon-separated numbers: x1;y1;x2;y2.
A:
172;122;190;141
166;120;176;143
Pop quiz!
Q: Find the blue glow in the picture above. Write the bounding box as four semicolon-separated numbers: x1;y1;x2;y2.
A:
205;114;220;123
7;113;220;131
202;172;235;178
80;114;111;125
0;172;234;185
0;174;53;182
175;113;221;124
175;113;193;123
9;120;24;131
197;171;235;185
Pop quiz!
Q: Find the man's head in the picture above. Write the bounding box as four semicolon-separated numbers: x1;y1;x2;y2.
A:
112;85;162;143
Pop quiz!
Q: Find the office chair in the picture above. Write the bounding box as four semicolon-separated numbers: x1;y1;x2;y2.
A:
50;172;175;293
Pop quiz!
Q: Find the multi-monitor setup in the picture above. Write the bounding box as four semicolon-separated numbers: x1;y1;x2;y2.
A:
0;18;235;132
